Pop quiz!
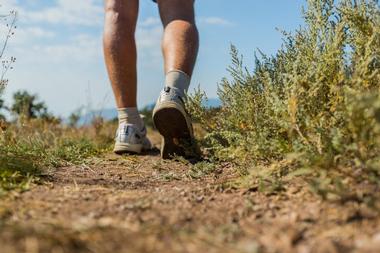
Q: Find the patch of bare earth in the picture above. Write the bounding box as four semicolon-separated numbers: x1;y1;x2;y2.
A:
1;138;380;253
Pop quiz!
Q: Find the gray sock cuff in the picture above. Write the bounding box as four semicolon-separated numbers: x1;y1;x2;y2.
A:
165;70;191;94
117;107;144;129
117;107;139;120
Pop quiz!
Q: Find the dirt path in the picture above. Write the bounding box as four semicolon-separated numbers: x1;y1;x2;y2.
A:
1;146;380;252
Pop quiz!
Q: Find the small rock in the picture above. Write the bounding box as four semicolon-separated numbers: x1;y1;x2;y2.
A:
196;196;204;203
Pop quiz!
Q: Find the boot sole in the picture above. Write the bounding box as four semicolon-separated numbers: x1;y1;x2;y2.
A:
153;102;193;159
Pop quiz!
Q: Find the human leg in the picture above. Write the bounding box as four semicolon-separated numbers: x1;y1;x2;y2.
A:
104;0;151;154
153;0;199;159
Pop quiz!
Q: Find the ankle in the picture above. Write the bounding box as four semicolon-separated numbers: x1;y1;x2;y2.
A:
165;70;191;97
117;107;144;130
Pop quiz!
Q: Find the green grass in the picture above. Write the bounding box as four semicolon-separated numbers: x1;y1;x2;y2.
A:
187;0;380;199
187;161;217;179
0;119;114;194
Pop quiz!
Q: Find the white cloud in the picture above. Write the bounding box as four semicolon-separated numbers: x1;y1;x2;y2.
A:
22;27;54;38
11;33;101;64
137;25;162;49
0;14;163;68
0;0;18;10
199;17;234;27
140;17;161;27
1;0;103;63
11;27;55;45
136;19;163;68
8;0;103;27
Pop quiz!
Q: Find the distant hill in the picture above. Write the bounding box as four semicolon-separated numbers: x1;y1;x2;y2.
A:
77;108;118;126
76;98;221;126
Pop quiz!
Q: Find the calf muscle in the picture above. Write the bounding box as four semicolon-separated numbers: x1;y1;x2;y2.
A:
103;0;139;108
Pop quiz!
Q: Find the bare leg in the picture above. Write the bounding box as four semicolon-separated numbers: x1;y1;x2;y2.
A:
154;0;199;159
157;0;199;76
103;0;139;108
104;0;150;155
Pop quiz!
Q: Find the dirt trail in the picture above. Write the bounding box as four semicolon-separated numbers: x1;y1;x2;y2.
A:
1;136;380;253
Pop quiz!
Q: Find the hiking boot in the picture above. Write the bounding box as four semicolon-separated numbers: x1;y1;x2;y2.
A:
153;86;197;159
113;123;152;155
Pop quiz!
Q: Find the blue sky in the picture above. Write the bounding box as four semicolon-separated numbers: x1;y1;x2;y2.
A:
2;0;305;117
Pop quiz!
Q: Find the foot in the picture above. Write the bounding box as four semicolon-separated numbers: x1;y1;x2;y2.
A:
153;86;196;159
113;123;152;155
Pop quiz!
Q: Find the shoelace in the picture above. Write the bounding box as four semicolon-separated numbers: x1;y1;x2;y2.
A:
117;125;146;139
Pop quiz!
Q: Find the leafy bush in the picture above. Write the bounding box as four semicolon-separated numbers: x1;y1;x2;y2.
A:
187;0;380;191
10;90;53;120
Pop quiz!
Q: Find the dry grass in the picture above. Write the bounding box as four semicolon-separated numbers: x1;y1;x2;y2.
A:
0;118;116;194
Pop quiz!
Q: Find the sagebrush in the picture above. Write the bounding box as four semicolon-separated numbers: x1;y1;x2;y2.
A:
187;0;380;194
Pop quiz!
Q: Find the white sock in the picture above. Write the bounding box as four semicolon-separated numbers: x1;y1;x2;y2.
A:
117;107;144;130
165;70;191;97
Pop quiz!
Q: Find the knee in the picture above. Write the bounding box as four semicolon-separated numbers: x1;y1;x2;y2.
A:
104;0;138;32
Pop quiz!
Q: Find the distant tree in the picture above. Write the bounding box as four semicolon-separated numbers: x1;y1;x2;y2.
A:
11;90;50;120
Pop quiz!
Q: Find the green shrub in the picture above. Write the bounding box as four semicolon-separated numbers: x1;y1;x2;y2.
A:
0;119;112;193
187;0;380;188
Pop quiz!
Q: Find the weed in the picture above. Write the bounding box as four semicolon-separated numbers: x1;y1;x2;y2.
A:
187;162;217;179
160;172;182;182
187;0;380;199
0;119;114;192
